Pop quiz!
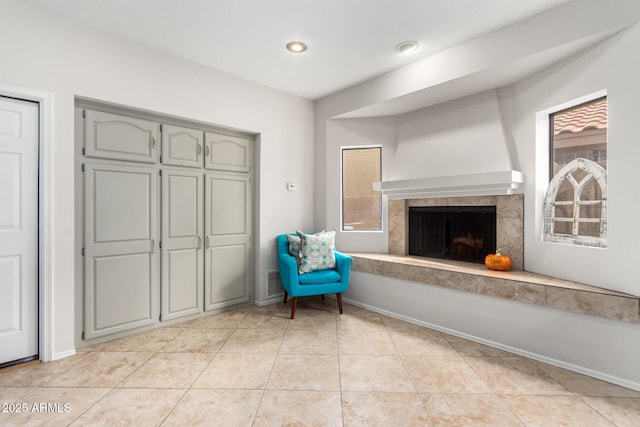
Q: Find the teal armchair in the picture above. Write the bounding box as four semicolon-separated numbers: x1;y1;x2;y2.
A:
277;234;352;319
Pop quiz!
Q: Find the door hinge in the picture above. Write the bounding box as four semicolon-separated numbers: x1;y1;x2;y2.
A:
159;240;162;249
81;247;85;256
82;109;86;119
159;314;162;322
159;169;162;176
160;155;163;163
81;331;85;340
160;124;163;132
81;163;85;172
82;147;85;156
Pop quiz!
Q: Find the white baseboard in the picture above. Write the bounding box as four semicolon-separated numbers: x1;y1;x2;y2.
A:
51;349;76;362
254;295;284;307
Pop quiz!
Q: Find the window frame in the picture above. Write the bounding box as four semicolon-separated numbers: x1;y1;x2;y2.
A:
340;145;383;233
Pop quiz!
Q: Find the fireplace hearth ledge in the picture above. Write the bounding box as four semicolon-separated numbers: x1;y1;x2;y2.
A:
348;252;639;323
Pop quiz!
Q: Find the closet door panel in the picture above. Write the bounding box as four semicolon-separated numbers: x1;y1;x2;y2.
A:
206;245;248;305
84;163;157;339
204;172;251;311
84;110;158;163
93;253;152;330
161;124;203;168
204;132;251;172
161;168;203;321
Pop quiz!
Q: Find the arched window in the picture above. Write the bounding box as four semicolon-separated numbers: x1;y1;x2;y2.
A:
543;158;606;247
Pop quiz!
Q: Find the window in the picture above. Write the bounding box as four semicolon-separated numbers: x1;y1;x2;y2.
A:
543;96;607;247
342;147;382;231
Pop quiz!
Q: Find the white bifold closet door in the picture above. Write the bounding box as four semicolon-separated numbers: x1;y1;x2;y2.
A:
204;172;251;311
84;163;157;339
161;168;203;321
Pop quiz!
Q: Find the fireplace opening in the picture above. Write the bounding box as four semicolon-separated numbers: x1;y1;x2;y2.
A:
408;206;497;264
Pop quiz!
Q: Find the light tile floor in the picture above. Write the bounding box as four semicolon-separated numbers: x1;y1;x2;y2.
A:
1;299;639;426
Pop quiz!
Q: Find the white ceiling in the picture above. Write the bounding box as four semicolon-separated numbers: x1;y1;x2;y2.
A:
16;0;569;100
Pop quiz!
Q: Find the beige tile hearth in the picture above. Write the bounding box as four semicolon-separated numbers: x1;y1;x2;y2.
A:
350;252;640;323
1;300;639;426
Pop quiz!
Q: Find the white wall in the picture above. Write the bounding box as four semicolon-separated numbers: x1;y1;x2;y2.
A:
324;117;398;251
391;90;513;181
315;0;640;387
0;0;315;359
507;23;640;295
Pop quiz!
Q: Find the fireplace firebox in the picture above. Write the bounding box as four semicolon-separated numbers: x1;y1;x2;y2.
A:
408;206;496;264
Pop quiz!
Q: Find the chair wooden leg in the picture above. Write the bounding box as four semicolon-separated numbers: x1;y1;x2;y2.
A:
336;293;343;314
283;290;288;304
290;297;298;319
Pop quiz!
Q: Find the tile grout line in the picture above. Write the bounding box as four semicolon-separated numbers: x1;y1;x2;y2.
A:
383;317;436;426
249;303;288;426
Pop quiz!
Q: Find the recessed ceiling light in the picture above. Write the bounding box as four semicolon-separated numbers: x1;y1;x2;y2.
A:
395;40;419;55
286;41;308;53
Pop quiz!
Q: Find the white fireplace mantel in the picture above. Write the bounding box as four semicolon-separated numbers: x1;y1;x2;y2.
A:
374;170;524;199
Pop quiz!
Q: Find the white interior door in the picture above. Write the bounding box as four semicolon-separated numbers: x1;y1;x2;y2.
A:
161;168;203;320
0;96;39;365
204;172;251;311
84;162;158;339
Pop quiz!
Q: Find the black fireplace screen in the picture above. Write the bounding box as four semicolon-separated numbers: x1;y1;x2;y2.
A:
408;206;496;264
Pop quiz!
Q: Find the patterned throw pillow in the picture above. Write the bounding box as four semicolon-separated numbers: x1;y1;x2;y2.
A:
286;230;326;259
286;234;302;258
297;230;336;274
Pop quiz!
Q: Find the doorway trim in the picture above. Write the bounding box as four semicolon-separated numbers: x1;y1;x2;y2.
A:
0;82;54;362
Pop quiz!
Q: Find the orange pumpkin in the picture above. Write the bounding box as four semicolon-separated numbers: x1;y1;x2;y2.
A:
485;249;512;271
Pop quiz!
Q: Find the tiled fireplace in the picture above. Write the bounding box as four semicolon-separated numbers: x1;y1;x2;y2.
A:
351;193;639;322
388;195;524;270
